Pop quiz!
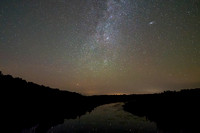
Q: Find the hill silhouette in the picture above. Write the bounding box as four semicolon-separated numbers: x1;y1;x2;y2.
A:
0;71;128;133
1;71;200;133
123;89;200;132
1;71;89;132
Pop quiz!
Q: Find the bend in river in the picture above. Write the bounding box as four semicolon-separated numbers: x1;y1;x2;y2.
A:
48;103;157;133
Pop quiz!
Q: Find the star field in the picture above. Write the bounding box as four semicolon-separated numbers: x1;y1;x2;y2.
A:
0;0;200;95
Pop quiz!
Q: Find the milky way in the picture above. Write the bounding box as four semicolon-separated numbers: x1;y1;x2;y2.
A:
79;0;132;72
0;0;200;95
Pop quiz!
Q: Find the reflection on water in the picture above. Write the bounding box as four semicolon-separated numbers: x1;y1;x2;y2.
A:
48;103;157;133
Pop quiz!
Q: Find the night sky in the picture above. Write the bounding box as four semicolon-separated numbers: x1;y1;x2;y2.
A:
0;0;200;95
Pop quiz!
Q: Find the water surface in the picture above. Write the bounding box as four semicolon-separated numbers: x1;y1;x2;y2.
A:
48;103;157;133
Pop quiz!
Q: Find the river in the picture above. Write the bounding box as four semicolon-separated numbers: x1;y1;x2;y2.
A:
47;103;157;133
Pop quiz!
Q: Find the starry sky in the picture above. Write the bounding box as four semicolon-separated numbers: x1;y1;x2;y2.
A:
0;0;200;95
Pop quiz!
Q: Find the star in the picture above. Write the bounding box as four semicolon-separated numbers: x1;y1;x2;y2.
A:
149;21;155;25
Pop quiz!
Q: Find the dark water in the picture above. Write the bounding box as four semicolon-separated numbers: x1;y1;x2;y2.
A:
47;103;157;133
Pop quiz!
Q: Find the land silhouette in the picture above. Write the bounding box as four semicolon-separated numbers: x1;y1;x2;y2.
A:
123;89;200;132
0;71;129;133
1;71;200;133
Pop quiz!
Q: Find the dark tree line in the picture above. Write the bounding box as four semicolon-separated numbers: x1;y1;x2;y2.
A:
123;88;200;132
1;70;200;133
0;71;89;132
0;71;129;133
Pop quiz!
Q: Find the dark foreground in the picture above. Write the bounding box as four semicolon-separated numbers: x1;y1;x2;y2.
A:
0;72;128;133
123;89;200;133
1;71;200;133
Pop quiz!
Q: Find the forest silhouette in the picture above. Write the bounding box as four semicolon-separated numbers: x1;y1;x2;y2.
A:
0;71;128;132
1;71;200;133
123;89;200;132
